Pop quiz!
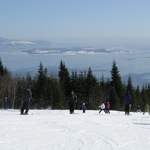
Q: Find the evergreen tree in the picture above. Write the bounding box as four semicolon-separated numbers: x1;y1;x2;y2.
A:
0;58;4;76
34;62;48;108
1;57;150;111
141;85;149;111
126;75;134;92
147;83;150;105
58;60;70;98
99;76;111;102
110;87;119;110
110;60;123;110
135;85;141;111
86;67;97;109
76;71;87;108
15;78;24;109
70;71;78;92
126;75;136;110
47;76;64;109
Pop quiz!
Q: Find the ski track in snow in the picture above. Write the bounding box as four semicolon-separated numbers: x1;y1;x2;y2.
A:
0;109;150;150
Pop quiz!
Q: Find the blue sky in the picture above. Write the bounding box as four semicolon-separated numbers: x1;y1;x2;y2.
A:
1;0;150;46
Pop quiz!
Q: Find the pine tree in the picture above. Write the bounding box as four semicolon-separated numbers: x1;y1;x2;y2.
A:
0;58;4;76
99;76;111;102
110;60;123;110
47;76;64;109
70;70;78;92
58;60;70;97
126;75;133;92
34;62;48;108
141;85;149;111
126;75;136;110
135;85;141;111
76;71;87;108
86;67;97;109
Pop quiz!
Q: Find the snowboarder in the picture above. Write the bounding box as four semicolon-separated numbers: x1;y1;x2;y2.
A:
3;97;8;109
99;102;106;113
82;103;86;113
123;91;132;115
143;103;150;115
20;85;32;115
105;102;110;113
69;91;77;114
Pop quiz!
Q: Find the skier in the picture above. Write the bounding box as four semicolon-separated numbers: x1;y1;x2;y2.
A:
123;91;132;115
105;102;110;113
143;103;150;115
3;97;8;109
69;91;77;114
82;103;86;113
99;102;106;113
20;85;32;115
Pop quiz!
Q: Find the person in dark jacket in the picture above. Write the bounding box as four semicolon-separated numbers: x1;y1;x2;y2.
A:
124;91;132;115
3;97;8;109
20;85;32;115
82;103;86;113
69;91;77;114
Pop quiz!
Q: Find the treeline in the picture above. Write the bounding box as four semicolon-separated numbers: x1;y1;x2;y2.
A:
0;58;150;111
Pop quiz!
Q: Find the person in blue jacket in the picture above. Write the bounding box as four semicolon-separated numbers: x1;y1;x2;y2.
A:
124;91;132;115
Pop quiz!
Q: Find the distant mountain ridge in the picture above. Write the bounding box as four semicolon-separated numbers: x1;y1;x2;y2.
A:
1;37;150;88
23;47;129;55
0;37;129;55
0;37;52;52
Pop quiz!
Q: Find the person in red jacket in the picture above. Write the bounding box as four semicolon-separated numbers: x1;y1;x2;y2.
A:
105;102;110;113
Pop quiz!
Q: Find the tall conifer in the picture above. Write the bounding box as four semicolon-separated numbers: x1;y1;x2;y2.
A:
58;60;70;97
110;60;123;110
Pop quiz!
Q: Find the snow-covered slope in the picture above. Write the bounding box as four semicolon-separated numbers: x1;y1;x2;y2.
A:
0;109;150;150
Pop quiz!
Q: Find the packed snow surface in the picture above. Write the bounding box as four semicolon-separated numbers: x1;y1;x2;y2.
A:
0;109;150;150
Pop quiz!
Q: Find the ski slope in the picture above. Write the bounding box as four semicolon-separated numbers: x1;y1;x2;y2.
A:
0;109;150;150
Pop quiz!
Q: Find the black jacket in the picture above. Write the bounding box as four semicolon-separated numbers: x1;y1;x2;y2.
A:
22;88;32;102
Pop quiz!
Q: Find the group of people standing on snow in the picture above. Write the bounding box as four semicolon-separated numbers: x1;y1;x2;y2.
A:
2;87;150;116
99;101;110;114
68;91;131;115
123;91;150;115
68;90;131;115
2;84;32;115
68;91;86;114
